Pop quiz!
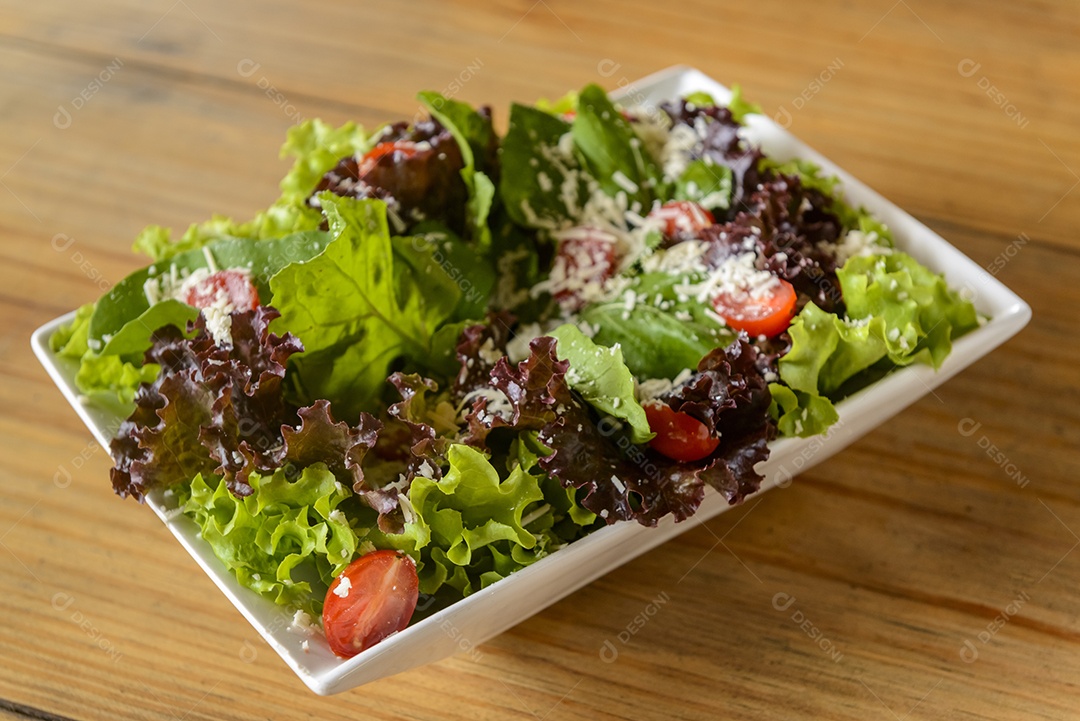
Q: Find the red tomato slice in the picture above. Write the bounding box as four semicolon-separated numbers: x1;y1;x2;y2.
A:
323;550;420;659
712;278;797;338
549;227;619;311
644;403;720;463
649;200;715;240
182;269;260;311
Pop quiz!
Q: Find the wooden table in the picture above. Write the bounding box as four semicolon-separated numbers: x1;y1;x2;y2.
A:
2;1;1078;718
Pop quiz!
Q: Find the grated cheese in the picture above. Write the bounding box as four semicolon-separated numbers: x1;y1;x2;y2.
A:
332;575;352;598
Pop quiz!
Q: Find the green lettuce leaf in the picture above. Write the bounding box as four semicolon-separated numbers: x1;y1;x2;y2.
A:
270;195;461;416
726;84;762;124
50;303;94;359
547;324;653;443
278;119;371;204
780;302;893;398
74;354;159;411
777;252;979;420
51;304;159;414
179;465;362;617
768;382;839;438
536;91;578;116
368;444;553;596
515;432;597;530
683;90;716;108
840;252;979;368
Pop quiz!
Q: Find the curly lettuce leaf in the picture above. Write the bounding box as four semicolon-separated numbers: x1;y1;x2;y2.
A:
759;158;894;244
460;336;772;525
660;335;771;438
180;465;361;617
278;119;371;204
74;354;160;410
840;252;979;368
775;252;979;433
547;324;653;444
132;207;325;263
270;195;462;417
50;303;94;358
767;382;839;438
51;304;160;414
368;443;553;596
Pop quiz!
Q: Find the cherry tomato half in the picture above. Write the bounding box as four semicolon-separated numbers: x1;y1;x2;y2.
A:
182;269;260;311
648;200;715;240
712;278;797;338
322;550;420;659
644;403;720;463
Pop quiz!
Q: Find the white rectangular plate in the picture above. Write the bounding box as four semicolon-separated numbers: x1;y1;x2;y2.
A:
32;66;1031;695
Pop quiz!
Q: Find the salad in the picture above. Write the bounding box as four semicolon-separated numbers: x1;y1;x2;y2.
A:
50;83;979;659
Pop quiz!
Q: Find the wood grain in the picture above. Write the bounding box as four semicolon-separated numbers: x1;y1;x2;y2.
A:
1;0;1078;719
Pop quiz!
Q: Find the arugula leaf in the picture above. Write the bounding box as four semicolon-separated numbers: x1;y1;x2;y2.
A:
547;324;653;443
581;302;728;381
500;103;586;229
406;221;496;323
90;231;332;357
674;159;733;211
579;272;732;381
572;84;661;208
271;195;461;416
